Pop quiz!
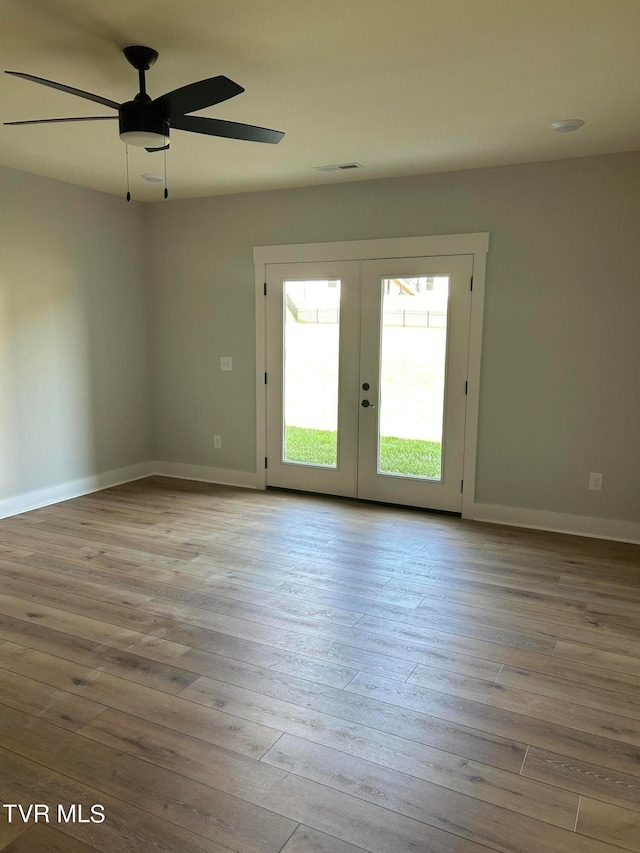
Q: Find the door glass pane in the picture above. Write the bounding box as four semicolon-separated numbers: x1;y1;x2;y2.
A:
283;279;340;467
378;275;449;480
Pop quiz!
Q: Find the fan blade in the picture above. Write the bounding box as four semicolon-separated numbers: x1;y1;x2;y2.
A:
152;76;244;120
4;116;117;126
172;114;284;144
5;71;120;110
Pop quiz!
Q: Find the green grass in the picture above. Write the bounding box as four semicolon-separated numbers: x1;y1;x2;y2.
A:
285;425;338;467
378;433;442;478
285;426;441;478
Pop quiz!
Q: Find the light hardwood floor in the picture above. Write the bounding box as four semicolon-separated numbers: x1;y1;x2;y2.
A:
0;476;639;852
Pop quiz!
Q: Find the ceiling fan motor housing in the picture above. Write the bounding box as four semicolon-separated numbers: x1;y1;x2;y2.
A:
119;99;169;147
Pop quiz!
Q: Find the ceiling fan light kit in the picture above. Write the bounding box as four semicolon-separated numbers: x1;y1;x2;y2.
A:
4;45;285;200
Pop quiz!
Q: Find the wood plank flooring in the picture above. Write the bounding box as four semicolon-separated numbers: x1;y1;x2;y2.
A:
0;477;639;852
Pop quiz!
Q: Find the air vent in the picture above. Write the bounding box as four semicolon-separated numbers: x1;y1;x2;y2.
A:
315;162;364;172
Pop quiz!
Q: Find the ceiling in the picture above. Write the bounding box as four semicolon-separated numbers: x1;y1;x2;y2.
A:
1;0;639;202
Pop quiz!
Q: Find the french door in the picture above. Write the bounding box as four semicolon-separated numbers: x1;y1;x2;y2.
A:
265;254;473;512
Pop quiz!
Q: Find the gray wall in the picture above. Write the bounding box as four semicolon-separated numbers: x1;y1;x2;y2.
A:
147;152;640;524
0;166;150;500
2;153;637;526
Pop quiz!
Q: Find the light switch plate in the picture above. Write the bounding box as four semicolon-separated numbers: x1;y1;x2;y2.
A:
220;356;233;371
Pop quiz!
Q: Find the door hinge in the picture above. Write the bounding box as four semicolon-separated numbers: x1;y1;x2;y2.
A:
263;282;267;296
470;276;473;291
461;479;464;493
265;457;268;469
264;372;268;384
465;381;468;395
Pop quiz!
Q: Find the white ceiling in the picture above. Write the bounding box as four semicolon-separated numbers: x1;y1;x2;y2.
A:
1;0;639;202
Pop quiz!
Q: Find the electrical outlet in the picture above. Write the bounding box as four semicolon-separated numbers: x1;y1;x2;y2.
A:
220;356;233;371
213;435;222;449
588;472;603;491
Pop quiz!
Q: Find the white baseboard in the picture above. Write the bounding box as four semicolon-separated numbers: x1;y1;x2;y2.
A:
468;501;640;545
0;462;154;520
152;461;258;489
0;460;257;521
2;465;636;545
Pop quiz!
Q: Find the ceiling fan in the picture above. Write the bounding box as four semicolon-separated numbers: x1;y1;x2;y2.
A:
4;45;285;153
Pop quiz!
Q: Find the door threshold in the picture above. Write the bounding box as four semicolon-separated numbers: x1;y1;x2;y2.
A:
266;486;461;517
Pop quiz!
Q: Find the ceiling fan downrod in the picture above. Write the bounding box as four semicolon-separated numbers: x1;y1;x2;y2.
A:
123;46;159;98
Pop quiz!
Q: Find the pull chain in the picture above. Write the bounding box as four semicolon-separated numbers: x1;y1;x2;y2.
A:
163;144;169;200
125;144;131;202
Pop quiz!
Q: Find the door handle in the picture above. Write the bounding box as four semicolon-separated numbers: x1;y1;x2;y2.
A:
361;399;376;408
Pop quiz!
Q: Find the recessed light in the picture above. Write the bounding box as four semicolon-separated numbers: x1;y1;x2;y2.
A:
141;173;164;182
551;119;585;133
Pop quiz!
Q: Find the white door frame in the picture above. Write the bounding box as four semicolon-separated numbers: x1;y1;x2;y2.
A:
254;233;489;517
